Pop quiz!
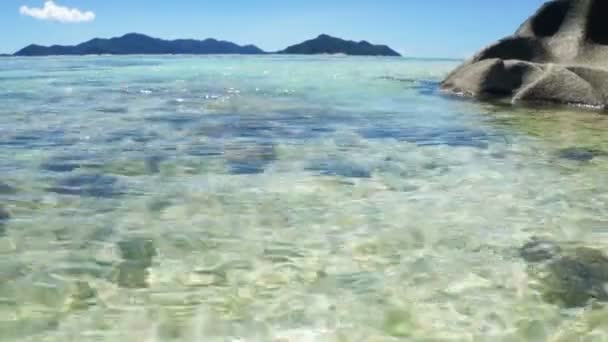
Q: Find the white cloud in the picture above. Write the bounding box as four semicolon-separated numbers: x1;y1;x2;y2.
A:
20;1;95;23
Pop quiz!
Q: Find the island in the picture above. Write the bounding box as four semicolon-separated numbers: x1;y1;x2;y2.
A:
11;33;402;57
14;33;265;56
278;34;401;57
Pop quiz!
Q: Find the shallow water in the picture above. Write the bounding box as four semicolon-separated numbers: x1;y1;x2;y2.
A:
2;55;608;341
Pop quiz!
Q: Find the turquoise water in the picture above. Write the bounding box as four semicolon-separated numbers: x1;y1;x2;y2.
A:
2;55;608;341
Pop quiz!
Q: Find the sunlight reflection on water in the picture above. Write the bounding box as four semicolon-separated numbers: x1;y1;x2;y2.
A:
2;55;608;341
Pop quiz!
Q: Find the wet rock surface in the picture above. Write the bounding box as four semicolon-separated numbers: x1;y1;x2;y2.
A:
520;238;608;307
442;0;608;109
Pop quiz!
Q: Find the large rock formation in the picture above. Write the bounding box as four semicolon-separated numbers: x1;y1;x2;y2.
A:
442;0;608;109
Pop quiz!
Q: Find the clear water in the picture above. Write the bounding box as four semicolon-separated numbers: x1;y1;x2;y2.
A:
2;55;608;341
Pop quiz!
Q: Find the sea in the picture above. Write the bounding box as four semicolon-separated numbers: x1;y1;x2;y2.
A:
2;55;608;341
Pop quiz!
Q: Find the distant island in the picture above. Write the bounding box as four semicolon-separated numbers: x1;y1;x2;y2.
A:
279;34;401;57
12;33;401;57
14;33;264;56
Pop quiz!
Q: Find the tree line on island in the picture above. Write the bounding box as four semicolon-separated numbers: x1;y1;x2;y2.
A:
9;33;401;57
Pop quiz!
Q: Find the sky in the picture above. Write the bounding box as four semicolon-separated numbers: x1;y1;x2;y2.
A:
2;0;548;57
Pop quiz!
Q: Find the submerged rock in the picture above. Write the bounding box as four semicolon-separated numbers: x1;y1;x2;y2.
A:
520;239;608;307
186;143;223;157
104;156;165;176
0;182;17;195
520;238;561;263
0;206;10;221
144;155;165;174
359;126;490;149
105;129;160;144
442;0;608;109
95;107;128;114
0;205;10;235
306;159;372;178
118;237;157;266
41;156;83;173
48;174;125;198
41;154;102;173
543;248;608;307
114;262;151;289
383;309;416;338
224;143;277;175
68;281;98;310
557;147;607;162
113;237;157;289
146;198;173;213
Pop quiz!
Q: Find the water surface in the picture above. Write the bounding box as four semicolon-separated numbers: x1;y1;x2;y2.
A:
2;55;608;341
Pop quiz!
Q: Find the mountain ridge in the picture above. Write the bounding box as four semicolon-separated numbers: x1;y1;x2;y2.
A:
13;33;402;57
14;33;265;56
278;34;401;57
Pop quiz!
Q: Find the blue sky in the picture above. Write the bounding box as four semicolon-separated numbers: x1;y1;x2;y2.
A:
2;0;547;57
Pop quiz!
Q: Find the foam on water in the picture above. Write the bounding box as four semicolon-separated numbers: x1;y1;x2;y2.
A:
2;55;608;341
